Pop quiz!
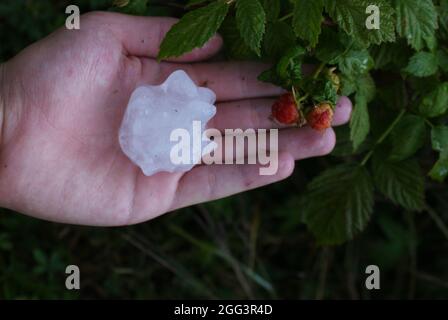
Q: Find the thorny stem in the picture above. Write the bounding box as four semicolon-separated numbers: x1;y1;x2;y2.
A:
360;108;406;166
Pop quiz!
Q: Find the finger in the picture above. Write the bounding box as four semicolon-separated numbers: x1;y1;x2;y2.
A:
208;99;284;131
205;126;336;164
170;152;295;211
139;60;285;101
208;96;353;132
91;12;223;62
333;96;352;126
278;127;336;160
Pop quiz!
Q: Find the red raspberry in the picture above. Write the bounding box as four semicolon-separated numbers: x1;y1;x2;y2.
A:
306;103;334;131
272;93;299;125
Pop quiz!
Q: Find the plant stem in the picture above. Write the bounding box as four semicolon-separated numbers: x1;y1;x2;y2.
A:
291;86;298;102
425;118;434;129
313;62;326;80
298;93;309;103
360;109;406;166
278;12;293;22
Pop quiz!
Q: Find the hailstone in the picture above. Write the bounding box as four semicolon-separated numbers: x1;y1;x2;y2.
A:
119;70;217;176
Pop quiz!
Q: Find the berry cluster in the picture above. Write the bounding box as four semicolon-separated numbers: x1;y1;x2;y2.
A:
271;93;334;131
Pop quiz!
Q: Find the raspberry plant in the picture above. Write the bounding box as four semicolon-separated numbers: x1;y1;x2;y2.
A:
120;0;448;245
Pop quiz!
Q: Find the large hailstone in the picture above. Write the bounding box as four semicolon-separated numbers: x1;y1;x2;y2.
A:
119;70;217;176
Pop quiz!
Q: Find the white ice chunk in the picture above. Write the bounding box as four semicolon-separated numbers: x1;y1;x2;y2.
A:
119;70;217;176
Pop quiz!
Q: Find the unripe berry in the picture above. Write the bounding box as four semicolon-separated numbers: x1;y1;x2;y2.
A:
306;103;334;131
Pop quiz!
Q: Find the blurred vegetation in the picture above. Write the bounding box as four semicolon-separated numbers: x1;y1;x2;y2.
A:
1;0;448;299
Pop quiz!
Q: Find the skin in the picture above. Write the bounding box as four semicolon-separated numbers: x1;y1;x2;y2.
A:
0;12;352;226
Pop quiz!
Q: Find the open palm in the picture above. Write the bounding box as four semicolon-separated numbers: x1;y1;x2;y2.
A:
0;12;351;226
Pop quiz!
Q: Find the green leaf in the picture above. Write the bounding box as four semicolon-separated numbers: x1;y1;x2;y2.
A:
393;0;438;50
292;0;324;47
338;49;374;78
350;74;376;149
429;126;448;182
372;156;425;211
257;68;284;87
324;0;396;45
257;45;305;89
158;1;229;59
403;51;439;77
315;27;346;63
439;0;448;40
301;164;374;245
235;0;266;56
418;83;448;118
263;21;296;59
431;125;448;152
350;94;370;150
388;115;426;161
429;150;448;182
219;15;257;60
262;0;280;21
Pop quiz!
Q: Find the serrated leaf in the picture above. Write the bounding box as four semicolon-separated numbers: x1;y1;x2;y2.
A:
312;79;338;106
372;156;425;211
263;21;296;59
440;0;448;40
262;0;280;21
219;15;257;60
350;94;370;150
419;83;448;118
276;46;305;83
338;49;374;78
388;115;426;161
158;1;229;59
315;27;349;64
257;68;284;87
301;164;374;245
393;0;438;50
324;0;396;46
292;0;324;47
235;0;266;56
370;41;412;70
403;51;439;77
349;74;375;149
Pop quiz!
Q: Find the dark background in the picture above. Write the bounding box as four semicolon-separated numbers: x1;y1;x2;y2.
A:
0;0;447;299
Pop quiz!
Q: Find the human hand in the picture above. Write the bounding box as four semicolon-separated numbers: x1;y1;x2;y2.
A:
0;12;351;226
